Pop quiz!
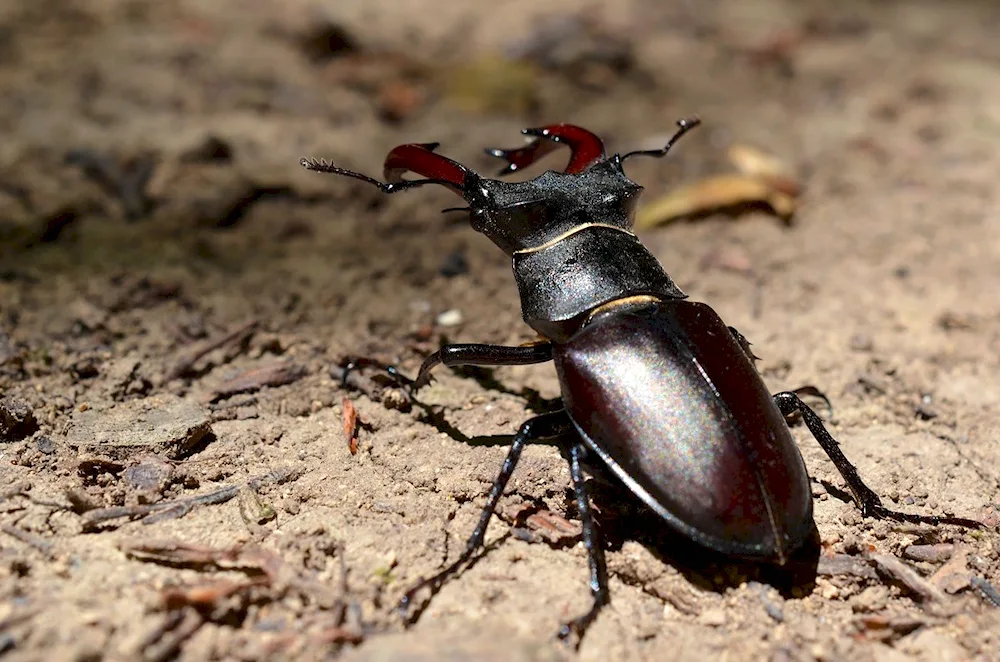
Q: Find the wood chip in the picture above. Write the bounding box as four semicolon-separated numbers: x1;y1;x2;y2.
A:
208;360;306;402
929;546;971;594
870;553;948;602
816;553;878;579
523;509;582;545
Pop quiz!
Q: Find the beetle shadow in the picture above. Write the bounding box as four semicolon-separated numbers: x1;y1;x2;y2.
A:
452;365;562;415
403;367;563;448
583;471;821;600
400;379;820;597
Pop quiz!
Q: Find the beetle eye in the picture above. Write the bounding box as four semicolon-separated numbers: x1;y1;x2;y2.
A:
469;208;488;231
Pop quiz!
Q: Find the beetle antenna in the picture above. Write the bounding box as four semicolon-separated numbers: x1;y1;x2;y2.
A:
301;142;473;196
300;158;457;194
620;117;702;163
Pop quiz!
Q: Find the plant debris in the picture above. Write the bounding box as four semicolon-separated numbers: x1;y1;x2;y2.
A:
635;143;801;228
165;320;258;382
81;468;298;531
121;537;362;659
502;503;582;546
342;396;360;455
208;360;307;402
869;553;948;603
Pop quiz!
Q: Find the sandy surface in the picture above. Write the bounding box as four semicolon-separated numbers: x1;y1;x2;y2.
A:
1;1;999;660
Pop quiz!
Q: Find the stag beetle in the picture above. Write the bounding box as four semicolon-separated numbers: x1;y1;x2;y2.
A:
301;119;981;641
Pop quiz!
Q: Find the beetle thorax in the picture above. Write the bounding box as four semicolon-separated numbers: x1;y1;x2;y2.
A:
463;160;686;343
468;160;643;256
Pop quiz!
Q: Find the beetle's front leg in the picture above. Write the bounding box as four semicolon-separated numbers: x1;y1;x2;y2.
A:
342;341;554;393
774;392;982;529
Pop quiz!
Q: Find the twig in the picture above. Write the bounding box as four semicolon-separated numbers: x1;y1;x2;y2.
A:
816;553;878;580
141;608;205;662
870;553;948;603
165;320;258;382
81;469;297;531
0;523;54;558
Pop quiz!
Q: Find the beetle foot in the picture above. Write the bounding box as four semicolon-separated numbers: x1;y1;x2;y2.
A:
410;371;436;393
854;483;983;529
866;503;984;530
556;598;606;648
556;613;592;649
339;356;421;396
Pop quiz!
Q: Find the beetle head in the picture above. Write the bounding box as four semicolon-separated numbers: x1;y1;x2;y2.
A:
301;119;699;255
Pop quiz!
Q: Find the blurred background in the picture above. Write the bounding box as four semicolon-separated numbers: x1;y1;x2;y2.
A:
2;1;1000;660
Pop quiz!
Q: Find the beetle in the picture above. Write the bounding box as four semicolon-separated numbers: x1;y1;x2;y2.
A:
301;119;982;641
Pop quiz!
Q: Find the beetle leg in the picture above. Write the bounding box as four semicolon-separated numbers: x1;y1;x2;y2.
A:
399;410;573;618
729;325;833;416
728;326;760;365
558;441;610;645
774;392;983;529
788;385;833;418
339;357;416;389
411;341;554;388
342;341;553;392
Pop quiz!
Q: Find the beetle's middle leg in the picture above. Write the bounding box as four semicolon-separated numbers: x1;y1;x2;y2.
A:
400;409;573;617
774;391;982;529
342;341;553;392
557;440;610;645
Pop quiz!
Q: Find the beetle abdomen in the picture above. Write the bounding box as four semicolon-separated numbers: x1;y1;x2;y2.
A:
553;299;813;562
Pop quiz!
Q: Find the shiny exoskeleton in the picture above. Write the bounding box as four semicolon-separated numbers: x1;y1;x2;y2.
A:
302;120;981;642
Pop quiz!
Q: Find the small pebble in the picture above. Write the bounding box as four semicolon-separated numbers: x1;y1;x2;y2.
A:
903;543;954;563
35;436;56;454
849;333;873;351
436;309;464;327
698;608;727;627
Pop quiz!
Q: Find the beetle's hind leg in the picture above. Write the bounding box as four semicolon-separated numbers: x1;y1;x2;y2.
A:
774;392;982;529
399;410;573;621
730;327;833;416
557;441;610;646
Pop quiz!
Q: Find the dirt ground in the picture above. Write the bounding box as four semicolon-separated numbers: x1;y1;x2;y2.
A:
1;0;1000;660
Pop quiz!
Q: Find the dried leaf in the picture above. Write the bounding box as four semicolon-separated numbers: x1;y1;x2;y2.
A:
635;142;800;229
727;144;800;196
635;174;797;228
